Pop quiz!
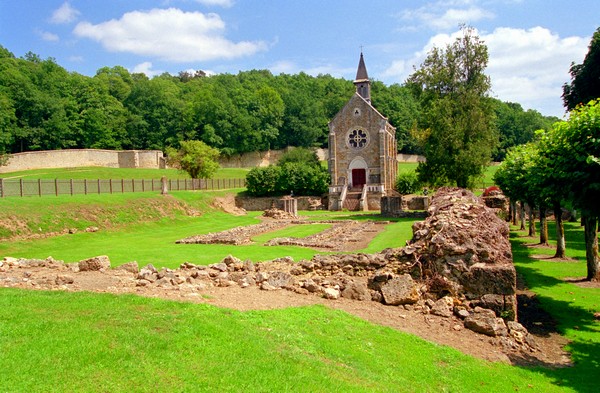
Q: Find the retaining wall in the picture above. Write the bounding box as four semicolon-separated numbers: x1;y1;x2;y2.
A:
0;148;424;173
0;149;165;173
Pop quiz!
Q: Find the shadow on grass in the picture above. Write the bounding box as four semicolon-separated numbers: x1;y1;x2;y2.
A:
515;281;600;392
510;232;600;392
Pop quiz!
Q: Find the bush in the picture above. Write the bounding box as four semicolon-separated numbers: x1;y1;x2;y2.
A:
279;163;329;196
395;172;422;195
245;166;282;197
246;163;329;197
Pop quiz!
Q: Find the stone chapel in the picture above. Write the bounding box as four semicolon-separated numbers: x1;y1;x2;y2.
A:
328;53;397;211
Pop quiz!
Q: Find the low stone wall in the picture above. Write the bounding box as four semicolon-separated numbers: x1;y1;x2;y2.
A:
1;147;425;173
235;196;323;211
0;149;165;173
397;154;426;163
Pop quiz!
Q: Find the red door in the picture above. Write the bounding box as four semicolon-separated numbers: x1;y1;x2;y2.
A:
352;169;366;188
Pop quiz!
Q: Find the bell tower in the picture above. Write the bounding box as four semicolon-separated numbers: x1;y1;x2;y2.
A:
354;52;371;103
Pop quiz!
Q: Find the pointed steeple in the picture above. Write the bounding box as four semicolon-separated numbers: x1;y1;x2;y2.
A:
354;52;371;103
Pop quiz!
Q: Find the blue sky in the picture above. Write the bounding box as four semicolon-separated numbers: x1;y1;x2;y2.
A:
1;1;598;117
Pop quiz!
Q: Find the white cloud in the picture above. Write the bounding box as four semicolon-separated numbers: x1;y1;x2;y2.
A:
194;0;234;7
306;65;355;79
384;26;589;116
50;2;80;24
270;60;298;74
131;62;164;77
37;30;60;42
484;27;588;115
68;55;84;63
73;8;268;62
399;2;494;31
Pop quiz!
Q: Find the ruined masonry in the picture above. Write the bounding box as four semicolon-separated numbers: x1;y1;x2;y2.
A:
1;188;529;350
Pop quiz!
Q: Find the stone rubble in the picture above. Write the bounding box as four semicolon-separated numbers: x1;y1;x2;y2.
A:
0;187;536;353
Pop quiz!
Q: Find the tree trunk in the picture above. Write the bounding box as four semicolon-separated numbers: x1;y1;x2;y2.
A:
539;206;549;246
511;200;518;225
519;201;526;230
583;216;600;281
553;202;566;259
528;204;536;237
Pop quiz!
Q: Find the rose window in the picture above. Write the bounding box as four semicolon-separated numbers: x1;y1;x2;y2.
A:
348;129;368;149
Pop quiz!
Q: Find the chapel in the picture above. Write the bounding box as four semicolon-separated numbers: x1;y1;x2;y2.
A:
328;53;397;210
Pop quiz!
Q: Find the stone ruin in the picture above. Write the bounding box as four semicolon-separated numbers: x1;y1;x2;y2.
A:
0;187;533;352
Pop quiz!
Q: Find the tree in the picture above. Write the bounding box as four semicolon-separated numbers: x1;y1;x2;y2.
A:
562;27;600;111
165;140;220;179
492;100;555;161
277;147;320;167
408;26;498;188
493;143;539;237
545;100;600;280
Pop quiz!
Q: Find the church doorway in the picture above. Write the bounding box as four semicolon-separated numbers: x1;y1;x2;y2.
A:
352;168;366;188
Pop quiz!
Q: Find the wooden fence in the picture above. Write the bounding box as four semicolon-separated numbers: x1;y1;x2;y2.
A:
0;178;246;198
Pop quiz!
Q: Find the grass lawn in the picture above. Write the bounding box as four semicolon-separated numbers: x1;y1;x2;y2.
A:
0;288;570;393
510;221;600;392
1;172;598;391
0;191;417;268
0;166;250;180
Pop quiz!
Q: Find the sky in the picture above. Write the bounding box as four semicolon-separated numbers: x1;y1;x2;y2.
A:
1;1;598;118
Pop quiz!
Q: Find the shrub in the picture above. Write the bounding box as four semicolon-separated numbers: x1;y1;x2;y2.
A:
245;166;282;196
279;162;329;196
245;150;329;197
395;172;422;195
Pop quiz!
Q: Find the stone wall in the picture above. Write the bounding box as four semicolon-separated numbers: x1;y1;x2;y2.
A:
235;196;323;211
1;147;424;173
0;149;165;173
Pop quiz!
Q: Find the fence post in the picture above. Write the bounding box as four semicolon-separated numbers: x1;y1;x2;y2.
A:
0;178;3;197
55;178;58;196
38;179;42;197
84;179;88;195
70;179;73;195
121;178;124;193
20;179;24;197
132;179;135;192
98;179;101;194
161;176;168;195
109;179;113;194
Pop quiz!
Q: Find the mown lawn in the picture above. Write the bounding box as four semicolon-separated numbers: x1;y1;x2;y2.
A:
1;176;598;391
0;166;250;180
510;222;600;392
0;288;571;393
0;191;416;268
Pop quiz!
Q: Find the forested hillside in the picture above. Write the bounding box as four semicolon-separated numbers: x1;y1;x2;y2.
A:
0;45;557;160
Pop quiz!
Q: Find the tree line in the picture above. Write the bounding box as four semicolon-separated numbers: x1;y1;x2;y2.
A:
0;44;556;161
494;27;600;281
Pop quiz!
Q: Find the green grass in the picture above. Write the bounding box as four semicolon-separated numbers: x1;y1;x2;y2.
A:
0;288;569;392
0;192;418;267
395;163;499;192
510;221;600;392
397;162;419;174
0;166;250;180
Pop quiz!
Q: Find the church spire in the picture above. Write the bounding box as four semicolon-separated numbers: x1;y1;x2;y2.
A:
354;51;371;103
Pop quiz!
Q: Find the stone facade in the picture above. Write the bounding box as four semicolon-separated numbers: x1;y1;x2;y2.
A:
328;53;397;210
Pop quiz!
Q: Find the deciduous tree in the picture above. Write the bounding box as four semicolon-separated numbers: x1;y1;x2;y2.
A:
562;27;600;111
408;26;498;188
165;140;220;179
